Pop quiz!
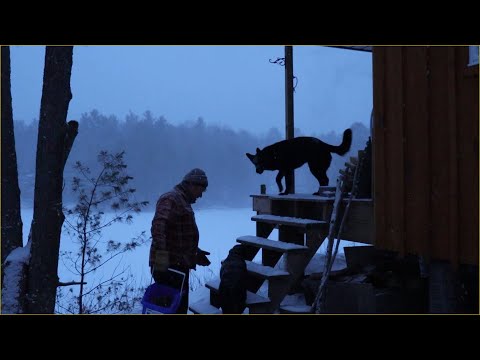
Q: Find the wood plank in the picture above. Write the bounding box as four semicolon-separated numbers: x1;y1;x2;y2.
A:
447;47;459;267
250;192;334;203
372;46;387;249
256;222;275;239
339;200;374;244
278;226;304;246
262;250;282;268
245;260;289;279
455;47;479;265
237;235;309;252
429;46;451;260
403;46;430;256
189;299;222;314
205;279;270;305
385;46;406;255
251;194;336;222
253;196;271;214
251;214;326;229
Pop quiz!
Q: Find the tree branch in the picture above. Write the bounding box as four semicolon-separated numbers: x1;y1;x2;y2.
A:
58;281;86;287
62;120;79;172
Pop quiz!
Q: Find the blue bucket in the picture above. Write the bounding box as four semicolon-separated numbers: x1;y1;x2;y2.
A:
141;268;186;314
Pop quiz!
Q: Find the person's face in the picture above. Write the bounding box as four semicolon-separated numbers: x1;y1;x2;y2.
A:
189;184;207;203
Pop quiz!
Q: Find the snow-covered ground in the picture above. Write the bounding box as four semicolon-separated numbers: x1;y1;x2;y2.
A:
20;206;364;313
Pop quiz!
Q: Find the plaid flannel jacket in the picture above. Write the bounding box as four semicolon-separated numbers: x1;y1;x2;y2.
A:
149;184;199;270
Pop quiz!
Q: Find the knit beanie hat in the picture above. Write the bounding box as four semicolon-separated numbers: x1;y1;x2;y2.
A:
183;168;208;187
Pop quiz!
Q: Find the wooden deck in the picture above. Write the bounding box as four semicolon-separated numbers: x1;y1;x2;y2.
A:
251;192;374;245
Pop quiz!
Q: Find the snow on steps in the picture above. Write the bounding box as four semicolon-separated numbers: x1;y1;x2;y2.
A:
189;299;222;314
237;235;309;253
251;214;327;229
245;260;289;279
189;278;271;314
205;279;270;306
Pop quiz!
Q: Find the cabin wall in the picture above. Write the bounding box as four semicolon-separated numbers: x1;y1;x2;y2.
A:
372;46;478;266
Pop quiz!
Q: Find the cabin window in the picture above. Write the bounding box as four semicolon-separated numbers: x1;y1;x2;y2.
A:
468;46;479;66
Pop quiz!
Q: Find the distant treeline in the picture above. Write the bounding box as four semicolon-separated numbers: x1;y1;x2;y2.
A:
14;110;370;209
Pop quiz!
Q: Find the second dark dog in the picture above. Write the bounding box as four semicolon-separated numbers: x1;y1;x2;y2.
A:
218;244;248;314
246;128;352;195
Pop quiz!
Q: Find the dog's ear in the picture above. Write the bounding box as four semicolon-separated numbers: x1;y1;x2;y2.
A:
256;147;261;154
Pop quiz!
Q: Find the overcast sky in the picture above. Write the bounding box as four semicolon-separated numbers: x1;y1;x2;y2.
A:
9;45;372;135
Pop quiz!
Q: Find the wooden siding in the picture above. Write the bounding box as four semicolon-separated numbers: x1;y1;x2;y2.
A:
372;46;478;266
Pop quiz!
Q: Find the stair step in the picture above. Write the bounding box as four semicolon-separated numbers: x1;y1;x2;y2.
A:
246;260;289;279
237;236;308;253
205;279;270;305
252;214;326;229
189;299;222;314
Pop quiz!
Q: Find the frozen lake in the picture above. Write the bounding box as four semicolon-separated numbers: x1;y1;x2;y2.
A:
20;206;363;312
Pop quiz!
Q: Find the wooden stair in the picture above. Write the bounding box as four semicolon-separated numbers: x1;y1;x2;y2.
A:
251;214;326;230
237;235;309;253
189;299;223;314
189;150;372;314
206;279;271;314
189;213;329;314
249;215;328;310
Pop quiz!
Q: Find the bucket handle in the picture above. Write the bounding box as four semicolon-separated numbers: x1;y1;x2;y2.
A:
150;266;187;293
167;267;186;294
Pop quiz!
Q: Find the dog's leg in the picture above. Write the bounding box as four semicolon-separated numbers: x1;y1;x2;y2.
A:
308;161;329;195
284;170;293;195
320;174;329;186
313;174;329;195
276;171;287;195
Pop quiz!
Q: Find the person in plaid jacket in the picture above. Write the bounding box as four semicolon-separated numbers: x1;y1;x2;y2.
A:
149;168;211;313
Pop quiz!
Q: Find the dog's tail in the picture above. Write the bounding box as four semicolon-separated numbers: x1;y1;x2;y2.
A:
330;128;352;156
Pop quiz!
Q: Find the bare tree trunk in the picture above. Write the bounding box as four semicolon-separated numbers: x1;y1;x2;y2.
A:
1;46;23;268
26;46;77;313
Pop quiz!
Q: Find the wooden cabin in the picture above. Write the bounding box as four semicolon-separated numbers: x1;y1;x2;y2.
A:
191;46;478;314
371;46;478;267
332;46;478;268
330;46;478;313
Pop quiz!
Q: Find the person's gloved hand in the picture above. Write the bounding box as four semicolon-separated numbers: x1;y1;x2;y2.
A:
196;248;211;266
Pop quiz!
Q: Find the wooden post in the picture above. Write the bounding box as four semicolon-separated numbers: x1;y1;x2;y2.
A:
285;46;295;194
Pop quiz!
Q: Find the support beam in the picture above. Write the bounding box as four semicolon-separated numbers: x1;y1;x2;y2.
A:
285;46;295;194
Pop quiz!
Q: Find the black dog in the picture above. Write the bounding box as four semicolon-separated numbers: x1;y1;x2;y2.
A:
246;128;352;195
218;244;248;314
